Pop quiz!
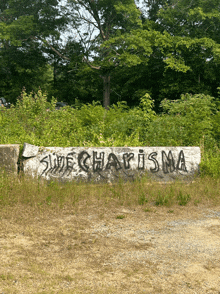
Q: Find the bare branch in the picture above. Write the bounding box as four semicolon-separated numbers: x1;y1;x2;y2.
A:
83;56;100;70
86;1;106;40
80;16;99;28
37;36;70;61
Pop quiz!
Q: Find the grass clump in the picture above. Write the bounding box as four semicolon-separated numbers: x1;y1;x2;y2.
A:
0;172;219;215
116;215;126;219
177;191;191;206
154;186;176;207
155;191;170;206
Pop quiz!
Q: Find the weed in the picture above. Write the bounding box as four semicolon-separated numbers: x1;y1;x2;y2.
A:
46;195;52;206
116;215;125;219
177;191;191;206
0;273;14;280
194;199;201;206
110;186;121;199
155;191;170;206
138;191;148;205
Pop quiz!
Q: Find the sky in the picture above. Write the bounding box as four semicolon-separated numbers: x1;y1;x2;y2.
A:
58;0;147;45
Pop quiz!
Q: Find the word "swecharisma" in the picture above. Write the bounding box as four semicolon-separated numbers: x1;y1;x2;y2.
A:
40;149;187;177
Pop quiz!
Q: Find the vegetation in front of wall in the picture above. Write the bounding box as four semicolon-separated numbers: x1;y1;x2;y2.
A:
0;89;220;178
0;172;219;211
0;89;219;211
0;90;155;148
0;89;218;148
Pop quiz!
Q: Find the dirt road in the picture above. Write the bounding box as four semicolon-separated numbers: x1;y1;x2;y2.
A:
0;204;220;293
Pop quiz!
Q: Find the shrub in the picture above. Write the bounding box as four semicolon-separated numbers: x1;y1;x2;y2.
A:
0;90;155;147
145;93;215;146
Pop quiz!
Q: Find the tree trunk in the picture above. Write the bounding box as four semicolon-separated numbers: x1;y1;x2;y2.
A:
53;59;57;88
102;75;110;109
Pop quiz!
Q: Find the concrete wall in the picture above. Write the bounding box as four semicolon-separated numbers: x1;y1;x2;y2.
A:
0;144;20;174
22;143;201;182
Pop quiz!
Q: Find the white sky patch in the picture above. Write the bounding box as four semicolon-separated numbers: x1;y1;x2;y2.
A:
58;0;147;45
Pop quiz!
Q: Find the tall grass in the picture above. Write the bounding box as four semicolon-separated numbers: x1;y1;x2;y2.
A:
1;172;219;213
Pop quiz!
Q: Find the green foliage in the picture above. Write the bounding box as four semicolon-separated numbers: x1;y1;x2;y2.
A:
200;148;220;178
2;0;220;110
101;93;155;146
212;109;220;143
0;89;155;147
116;215;125;219
0;0;66;103
64;0;143;107
145;93;215;146
177;191;191;206
155;188;191;206
155;191;170;206
138;191;148;205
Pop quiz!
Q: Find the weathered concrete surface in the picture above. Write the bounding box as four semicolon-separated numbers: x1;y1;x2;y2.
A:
22;143;201;182
0;144;20;174
23;142;39;157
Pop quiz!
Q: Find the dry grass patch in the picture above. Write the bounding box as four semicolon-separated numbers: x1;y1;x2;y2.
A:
0;174;220;293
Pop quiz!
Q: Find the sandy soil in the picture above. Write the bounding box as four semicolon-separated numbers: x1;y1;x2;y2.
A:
0;204;220;293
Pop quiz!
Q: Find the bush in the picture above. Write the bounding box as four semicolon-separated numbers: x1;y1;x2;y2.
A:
145;93;215;146
200;144;220;178
0;90;155;147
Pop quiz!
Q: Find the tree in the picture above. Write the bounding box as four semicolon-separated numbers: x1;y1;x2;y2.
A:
142;0;220;102
56;0;220;109
100;0;220;109
45;37;104;104
0;0;66;103
62;0;142;108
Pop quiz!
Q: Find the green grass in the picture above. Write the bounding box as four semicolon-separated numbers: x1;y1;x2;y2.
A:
116;215;126;219
0;172;220;212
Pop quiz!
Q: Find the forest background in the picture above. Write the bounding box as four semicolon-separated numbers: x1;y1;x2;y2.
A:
0;0;220;177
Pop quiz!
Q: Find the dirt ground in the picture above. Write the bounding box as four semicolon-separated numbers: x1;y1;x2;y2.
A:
1;203;220;293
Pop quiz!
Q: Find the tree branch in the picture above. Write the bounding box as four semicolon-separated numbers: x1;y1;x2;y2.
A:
83;56;100;70
38;36;70;61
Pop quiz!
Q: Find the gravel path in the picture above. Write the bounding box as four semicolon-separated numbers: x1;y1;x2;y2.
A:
82;206;220;293
1;205;220;293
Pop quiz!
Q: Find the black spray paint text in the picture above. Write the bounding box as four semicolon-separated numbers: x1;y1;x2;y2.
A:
40;149;187;177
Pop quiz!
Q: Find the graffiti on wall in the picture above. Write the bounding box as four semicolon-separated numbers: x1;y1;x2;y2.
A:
39;149;188;178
